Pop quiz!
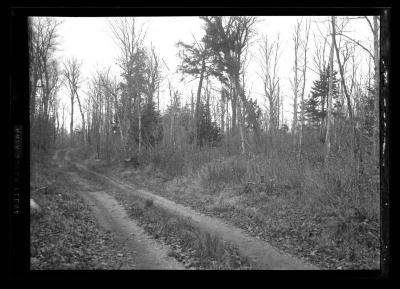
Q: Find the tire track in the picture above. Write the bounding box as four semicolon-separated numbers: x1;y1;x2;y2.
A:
55;149;184;270
63;148;319;270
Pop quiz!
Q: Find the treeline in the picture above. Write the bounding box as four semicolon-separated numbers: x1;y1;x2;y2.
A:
29;18;63;151
29;16;380;181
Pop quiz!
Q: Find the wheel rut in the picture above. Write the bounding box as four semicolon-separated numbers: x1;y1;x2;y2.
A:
60;155;184;270
61;148;319;270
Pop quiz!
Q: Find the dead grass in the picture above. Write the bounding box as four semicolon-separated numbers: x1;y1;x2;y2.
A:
108;188;253;269
116;144;380;269
192;148;380;269
30;155;130;270
75;135;380;269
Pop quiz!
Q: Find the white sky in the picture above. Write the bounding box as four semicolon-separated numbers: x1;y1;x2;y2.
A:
51;16;375;132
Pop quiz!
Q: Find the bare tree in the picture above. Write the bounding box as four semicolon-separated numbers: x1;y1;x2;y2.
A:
298;18;311;158
97;69;122;155
291;20;302;140
60;103;66;145
258;34;281;138
201;16;257;154
29;18;61;129
109;17;146;157
29;17;62;151
177;39;208;146
167;80;180;147
325;17;336;162
372;16;380;161
63;58;86;145
332;21;353;122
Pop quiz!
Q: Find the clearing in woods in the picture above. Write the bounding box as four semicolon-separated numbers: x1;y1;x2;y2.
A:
57;148;318;270
53;148;184;269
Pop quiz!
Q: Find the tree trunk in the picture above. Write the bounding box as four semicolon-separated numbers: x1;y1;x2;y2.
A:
231;82;237;133
70;94;74;146
194;57;206;146
292;45;299;138
61;105;65;146
299;21;310;157
105;91;111;162
157;83;160;113
86;102;91;145
238;100;246;154
205;82;211;145
97;95;102;159
332;18;353;121
190;90;195;141
42;61;50;150
75;91;86;145
55;103;59;145
298;99;305;158
30;61;40;130
226;96;230;134
325;18;335;163
168;83;175;147
277;91;280;129
232;74;247;154
373;16;380;162
332;15;358;166
221;90;225;134
138;93;142;154
268;96;274;135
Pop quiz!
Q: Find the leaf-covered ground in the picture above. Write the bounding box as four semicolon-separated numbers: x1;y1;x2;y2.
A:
77;167;253;270
68;148;380;270
119;193;252;270
109;165;380;270
30;155;136;270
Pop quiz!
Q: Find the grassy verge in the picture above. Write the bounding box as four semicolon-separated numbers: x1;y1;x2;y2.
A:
122;195;252;270
30;152;132;270
71;144;380;269
104;150;380;270
77;168;253;270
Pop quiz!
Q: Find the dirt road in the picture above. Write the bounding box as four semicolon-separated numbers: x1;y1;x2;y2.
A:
54;149;184;270
60;148;319;270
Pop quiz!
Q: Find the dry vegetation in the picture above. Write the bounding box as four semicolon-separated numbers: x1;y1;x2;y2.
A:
73;155;253;270
28;15;385;270
81;137;380;269
30;153;134;270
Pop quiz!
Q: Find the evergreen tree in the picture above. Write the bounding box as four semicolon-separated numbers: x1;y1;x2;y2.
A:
139;99;163;148
244;98;262;131
196;100;223;147
304;65;340;127
124;47;163;150
361;85;375;138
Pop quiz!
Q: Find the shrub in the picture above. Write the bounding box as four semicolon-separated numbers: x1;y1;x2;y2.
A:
146;147;186;177
198;157;247;189
145;199;154;208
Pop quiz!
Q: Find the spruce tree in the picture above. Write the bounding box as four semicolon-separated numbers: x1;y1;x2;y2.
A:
304;65;340;128
196;100;222;147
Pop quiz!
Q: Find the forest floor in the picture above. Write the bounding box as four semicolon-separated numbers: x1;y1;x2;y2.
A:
31;149;183;270
31;146;379;270
61;147;317;270
76;148;380;270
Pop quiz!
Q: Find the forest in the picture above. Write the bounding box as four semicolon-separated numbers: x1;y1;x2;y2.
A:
29;16;384;270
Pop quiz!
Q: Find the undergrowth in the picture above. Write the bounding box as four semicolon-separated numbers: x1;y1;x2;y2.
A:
72;132;380;270
30;154;127;270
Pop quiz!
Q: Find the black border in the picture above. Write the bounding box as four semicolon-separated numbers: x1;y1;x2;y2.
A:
7;3;392;281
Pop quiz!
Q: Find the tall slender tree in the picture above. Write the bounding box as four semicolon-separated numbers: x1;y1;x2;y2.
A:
201;16;257;154
325;17;336;162
63;58;86;144
258;34;281;137
109;17;146;157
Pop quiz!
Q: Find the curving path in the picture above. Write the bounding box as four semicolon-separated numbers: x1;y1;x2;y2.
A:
61;148;319;270
54;148;184;270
